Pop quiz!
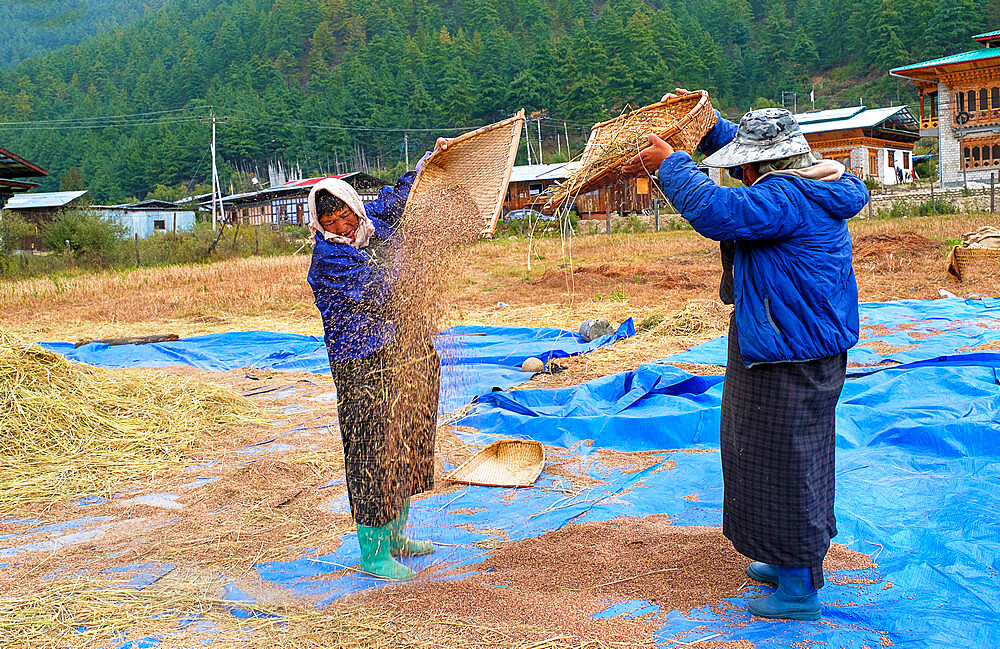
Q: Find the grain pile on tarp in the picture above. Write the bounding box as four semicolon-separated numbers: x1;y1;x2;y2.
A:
0;329;265;513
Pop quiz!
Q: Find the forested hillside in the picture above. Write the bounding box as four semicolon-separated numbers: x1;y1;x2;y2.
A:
0;0;996;202
1;0;171;68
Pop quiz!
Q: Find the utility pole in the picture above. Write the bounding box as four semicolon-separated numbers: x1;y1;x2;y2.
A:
404;133;410;171
537;116;543;165
524;120;532;165
201;107;228;231
564;121;570;160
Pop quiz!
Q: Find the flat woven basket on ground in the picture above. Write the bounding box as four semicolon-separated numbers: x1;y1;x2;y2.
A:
545;91;716;211
403;111;524;237
444;440;545;488
948;245;1000;280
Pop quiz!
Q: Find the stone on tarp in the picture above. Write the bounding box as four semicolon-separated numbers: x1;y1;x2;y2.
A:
579;319;615;343
521;357;544;373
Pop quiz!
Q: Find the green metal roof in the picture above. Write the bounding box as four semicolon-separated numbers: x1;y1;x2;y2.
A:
973;30;1000;41
890;47;1000;78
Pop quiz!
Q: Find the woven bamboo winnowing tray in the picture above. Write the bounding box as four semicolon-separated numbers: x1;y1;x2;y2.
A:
545;91;716;210
948;245;1000;280
403;111;524;237
444;440;545;488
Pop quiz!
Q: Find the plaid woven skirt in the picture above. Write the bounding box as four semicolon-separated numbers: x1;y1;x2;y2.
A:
721;316;846;590
330;338;440;527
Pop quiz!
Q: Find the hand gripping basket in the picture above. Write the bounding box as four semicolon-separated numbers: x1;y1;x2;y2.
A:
544;91;716;211
444;440;545;488
403;111;524;237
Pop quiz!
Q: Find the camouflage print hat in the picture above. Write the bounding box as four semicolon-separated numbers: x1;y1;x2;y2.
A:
702;107;812;168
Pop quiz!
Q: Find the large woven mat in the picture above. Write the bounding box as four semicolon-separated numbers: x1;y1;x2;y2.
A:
403;111;524;237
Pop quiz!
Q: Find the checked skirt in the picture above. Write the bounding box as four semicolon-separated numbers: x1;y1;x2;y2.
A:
721;316;846;590
329;337;440;528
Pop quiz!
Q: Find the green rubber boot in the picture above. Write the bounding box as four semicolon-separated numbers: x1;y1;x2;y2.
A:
389;499;435;557
357;523;416;581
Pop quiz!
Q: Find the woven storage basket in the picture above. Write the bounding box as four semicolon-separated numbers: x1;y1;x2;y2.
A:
545;91;717;210
444;440;545;488
402;111;524;237
948;245;1000;280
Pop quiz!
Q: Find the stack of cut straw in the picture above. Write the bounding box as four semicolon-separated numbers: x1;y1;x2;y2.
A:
0;329;265;513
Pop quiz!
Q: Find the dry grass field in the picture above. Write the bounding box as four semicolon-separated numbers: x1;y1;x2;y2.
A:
3;211;998;385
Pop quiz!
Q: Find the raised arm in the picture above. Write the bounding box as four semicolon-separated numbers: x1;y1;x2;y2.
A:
364;170;417;226
657;152;805;242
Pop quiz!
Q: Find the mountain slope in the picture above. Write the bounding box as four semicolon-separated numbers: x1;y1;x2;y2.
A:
0;0;994;202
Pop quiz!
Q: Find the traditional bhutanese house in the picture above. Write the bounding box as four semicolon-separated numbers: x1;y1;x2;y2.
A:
891;30;1000;186
792;106;920;184
93;200;197;238
217;172;386;226
0;145;48;206
505;162;658;218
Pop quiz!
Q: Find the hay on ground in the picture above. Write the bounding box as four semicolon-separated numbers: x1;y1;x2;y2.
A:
0;329;266;514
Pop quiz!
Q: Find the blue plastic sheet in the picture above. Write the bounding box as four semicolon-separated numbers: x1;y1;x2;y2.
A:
664;297;1000;366
39;320;635;415
451;357;1000;647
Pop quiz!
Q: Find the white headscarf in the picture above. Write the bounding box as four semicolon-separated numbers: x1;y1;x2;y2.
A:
308;177;375;249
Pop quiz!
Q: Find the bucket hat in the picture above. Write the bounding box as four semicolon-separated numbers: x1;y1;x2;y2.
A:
702;107;812;168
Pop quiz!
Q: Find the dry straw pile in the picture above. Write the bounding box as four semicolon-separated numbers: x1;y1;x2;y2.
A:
0;329;265;513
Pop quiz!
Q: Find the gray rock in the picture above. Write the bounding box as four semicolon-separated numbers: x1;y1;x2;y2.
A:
579;319;614;343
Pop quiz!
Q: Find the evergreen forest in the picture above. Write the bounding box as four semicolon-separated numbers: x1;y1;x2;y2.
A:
1;0;997;202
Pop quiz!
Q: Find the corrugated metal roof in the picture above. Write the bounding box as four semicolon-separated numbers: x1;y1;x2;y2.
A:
0;146;48;179
793;106;917;134
4;190;88;209
795;106;866;125
974;30;1000;41
509;163;581;183
890;48;1000;78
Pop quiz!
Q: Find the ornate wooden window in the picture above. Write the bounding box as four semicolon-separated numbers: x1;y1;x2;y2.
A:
957;90;966;114
951;80;1000;127
969;89;978;112
869;150;878;177
993;87;1000;109
964;135;1000;170
981;88;989;110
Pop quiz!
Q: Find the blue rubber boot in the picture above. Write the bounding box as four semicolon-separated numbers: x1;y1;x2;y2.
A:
747;561;779;585
747;566;821;621
357;523;416;581
389;499;435;557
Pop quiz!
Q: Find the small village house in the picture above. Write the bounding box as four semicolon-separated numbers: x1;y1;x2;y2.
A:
93;199;196;238
504;162;658;219
792;106;920;184
2;190;89;251
216;172;386;227
891;30;1000;187
0;145;48;206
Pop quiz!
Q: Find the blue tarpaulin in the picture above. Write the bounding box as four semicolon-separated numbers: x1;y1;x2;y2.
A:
39;320;635;415
664;297;1000;367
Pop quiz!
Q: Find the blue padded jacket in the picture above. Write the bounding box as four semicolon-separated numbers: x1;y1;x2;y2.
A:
657;117;868;365
307;171;416;362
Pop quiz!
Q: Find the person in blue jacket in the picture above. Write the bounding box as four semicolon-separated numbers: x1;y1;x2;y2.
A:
625;91;869;621
306;159;440;582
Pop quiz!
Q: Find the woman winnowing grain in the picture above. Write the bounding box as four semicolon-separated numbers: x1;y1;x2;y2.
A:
306;161;441;582
624;92;868;621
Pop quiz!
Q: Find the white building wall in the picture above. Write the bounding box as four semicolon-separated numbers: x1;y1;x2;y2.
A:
99;209;196;238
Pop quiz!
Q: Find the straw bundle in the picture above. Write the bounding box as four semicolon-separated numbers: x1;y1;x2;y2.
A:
0;329;265;512
545;91;716;210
